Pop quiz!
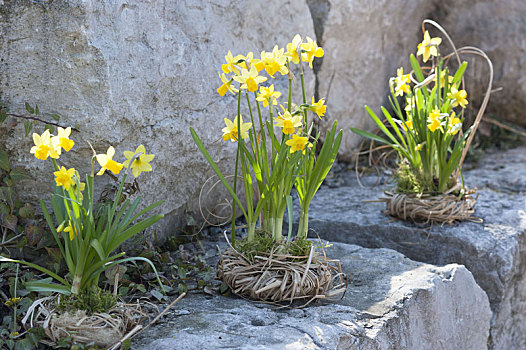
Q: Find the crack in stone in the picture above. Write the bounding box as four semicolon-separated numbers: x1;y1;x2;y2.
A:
306;0;330;101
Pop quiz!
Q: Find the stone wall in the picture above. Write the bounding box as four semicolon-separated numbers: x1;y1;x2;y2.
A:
428;0;526;129
0;0;315;240
311;0;526;159
313;0;437;160
0;0;524;239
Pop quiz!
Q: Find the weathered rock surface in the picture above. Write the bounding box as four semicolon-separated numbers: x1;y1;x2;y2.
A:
309;0;526;157
314;0;437;159
430;0;526;128
1;0;524;241
0;0;315;240
132;241;491;350
303;147;526;349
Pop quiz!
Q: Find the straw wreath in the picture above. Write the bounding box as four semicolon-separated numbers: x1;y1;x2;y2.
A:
381;189;481;224
217;243;347;306
22;296;147;349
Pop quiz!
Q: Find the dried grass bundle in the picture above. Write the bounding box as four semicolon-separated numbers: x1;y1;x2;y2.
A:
217;245;347;306
22;296;146;349
382;190;481;224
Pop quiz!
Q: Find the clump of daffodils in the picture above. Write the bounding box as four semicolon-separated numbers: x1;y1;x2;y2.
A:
0;128;164;297
192;34;341;248
352;29;471;195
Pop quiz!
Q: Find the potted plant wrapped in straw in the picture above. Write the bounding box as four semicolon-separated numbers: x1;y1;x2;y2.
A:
351;20;493;224
191;34;346;304
1;129;165;348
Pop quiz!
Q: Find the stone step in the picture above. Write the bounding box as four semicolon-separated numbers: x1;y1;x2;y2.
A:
302;147;526;350
132;241;490;350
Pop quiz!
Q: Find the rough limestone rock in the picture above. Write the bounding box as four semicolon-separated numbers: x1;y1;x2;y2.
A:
302;147;526;349
0;0;315;239
313;0;436;159
132;241;490;350
430;0;526;128
308;0;525;156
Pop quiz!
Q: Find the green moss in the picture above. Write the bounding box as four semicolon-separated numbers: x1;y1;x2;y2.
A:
236;230;276;261
286;237;312;259
394;162;434;194
236;230;313;262
394;162;457;196
57;287;116;315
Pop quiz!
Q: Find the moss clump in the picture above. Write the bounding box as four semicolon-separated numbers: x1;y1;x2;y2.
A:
395;162;459;196
395;162;428;194
236;230;313;263
285;237;312;259
57;287;117;315
236;230;276;262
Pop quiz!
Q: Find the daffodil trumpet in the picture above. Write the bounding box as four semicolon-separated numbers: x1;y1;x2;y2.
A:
192;34;342;248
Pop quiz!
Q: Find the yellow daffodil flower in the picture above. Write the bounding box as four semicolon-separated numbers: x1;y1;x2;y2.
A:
257;46;289;77
123;144;155;178
427;107;445;133
221;52;252;75
417;31;442;63
53;166;76;190
251;56;266;72
217;73;238;96
71;181;85;200
221;51;240;75
233;66;267;92
415;143;423;151
286;133;311;154
447;87;468;108
96;146;123;175
30;129;60;161
52;127;75;153
394;67;411;97
256;84;281;107
447;112;462;135
301;36;324;68
63;221;78;241
309;97;327;118
274;111;302;135
56;222;65;233
236;52;253;70
433;70;454;87
222;115;252;142
402;116;413;131
286;34;302;64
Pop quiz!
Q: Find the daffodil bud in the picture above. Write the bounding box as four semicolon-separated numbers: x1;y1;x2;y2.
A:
56;222;65;233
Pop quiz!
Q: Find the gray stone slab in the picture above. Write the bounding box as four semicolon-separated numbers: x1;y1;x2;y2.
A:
132;242;490;350
303;147;526;349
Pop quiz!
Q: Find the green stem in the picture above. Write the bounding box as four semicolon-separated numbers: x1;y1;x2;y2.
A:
273;216;283;243
254;92;265;136
300;65;308;127
12;264;19;334
51;158;59;172
231;92;242;245
71;273;82;295
297;207;309;239
245;91;258;159
287;75;292;113
247;221;256;243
